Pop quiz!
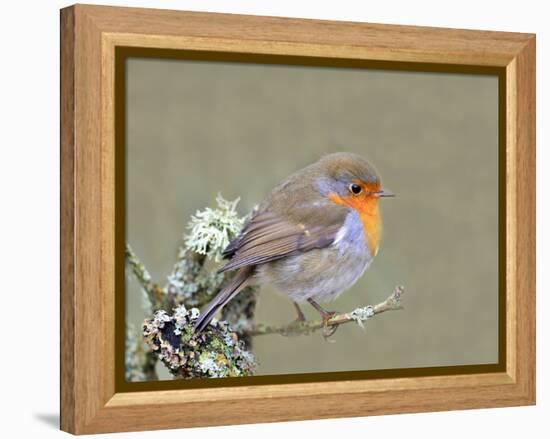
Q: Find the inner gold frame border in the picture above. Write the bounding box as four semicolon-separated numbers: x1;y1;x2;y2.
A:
60;4;536;434
114;48;506;392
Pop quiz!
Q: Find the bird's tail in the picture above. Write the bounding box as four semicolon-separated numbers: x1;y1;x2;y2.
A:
193;267;253;334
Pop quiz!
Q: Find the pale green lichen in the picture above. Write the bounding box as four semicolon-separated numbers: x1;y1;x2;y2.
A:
184;194;247;262
348;305;375;329
143;305;256;379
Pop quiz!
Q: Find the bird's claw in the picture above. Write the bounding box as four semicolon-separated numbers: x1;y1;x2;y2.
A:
306;298;340;339
321;311;339;339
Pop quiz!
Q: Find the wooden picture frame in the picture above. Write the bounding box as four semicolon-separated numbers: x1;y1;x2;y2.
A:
60;4;536;434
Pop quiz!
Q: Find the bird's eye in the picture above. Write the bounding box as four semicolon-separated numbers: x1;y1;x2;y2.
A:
349;183;362;195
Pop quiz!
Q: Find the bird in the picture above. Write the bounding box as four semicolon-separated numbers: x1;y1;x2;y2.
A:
193;152;393;335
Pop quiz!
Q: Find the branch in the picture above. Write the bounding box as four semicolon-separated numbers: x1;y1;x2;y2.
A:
241;285;404;337
143;306;256;378
164;246;208;307
126;196;259;380
125;244;165;311
127;195;405;380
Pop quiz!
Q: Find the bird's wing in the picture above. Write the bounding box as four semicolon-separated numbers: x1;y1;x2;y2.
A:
219;205;348;273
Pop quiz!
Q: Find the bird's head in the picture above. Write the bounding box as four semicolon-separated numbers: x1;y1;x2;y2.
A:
315;152;394;210
314;152;393;255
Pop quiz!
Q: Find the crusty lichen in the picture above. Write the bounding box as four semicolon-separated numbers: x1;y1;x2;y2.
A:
125;323;158;382
221;287;259;349
143;305;256;379
164;247;226;307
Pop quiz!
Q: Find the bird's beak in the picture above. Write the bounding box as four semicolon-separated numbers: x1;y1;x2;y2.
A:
377;188;395;198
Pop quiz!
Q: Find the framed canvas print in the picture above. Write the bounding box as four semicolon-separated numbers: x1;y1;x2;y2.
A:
60;4;536;434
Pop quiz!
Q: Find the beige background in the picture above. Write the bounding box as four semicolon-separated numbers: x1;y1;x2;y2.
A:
125;57;499;379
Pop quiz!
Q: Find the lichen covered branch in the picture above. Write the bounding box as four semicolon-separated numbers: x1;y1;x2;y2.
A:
125;195;258;380
143;306;256;378
126;194;405;381
241;286;405;337
125;244;165;311
125;323;158;382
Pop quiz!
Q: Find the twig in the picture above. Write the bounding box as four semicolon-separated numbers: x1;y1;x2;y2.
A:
125;244;165;311
241;285;404;337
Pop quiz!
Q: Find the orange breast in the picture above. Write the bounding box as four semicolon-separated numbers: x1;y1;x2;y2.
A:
328;193;382;255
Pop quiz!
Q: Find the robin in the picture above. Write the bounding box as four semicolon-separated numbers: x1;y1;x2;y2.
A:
194;152;393;335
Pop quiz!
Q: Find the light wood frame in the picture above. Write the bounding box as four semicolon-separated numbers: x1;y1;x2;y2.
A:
60;4;536;434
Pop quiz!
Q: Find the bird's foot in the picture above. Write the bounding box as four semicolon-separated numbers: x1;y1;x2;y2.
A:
307;298;339;339
321;311;339;338
292;302;306;323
